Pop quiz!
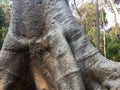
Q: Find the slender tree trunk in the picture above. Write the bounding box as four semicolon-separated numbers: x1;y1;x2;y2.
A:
109;0;118;24
103;30;106;57
101;5;107;57
73;0;81;24
96;0;100;50
0;0;120;90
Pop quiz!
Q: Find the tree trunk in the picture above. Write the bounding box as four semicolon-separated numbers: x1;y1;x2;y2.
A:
109;0;119;26
0;0;120;90
96;0;100;50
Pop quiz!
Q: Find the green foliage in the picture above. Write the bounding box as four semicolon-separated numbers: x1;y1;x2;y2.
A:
106;28;120;61
0;0;9;5
0;4;10;49
79;3;97;45
0;6;6;29
100;31;120;61
78;3;120;62
0;6;5;49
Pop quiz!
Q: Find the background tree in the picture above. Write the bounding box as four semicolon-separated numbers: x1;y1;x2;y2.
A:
74;0;120;61
96;0;100;50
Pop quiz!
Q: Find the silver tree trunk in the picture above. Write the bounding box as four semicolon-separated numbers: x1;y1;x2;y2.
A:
0;0;120;90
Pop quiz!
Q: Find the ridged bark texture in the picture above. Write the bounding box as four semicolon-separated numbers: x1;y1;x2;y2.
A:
0;0;120;90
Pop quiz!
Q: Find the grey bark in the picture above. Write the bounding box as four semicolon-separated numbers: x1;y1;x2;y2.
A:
96;0;100;50
0;0;120;90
